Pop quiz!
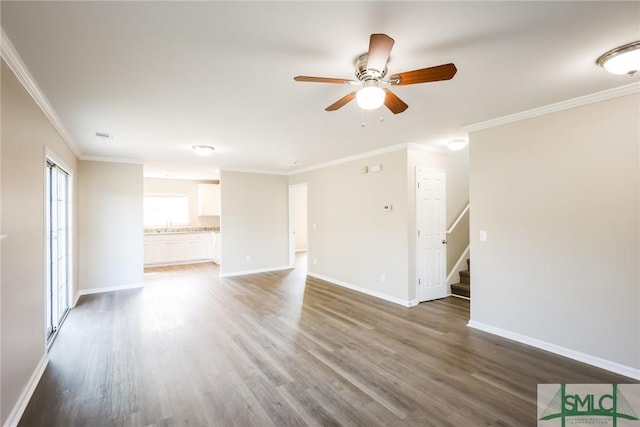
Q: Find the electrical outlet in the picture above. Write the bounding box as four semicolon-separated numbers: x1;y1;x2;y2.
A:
380;273;386;282
313;257;317;265
246;255;251;262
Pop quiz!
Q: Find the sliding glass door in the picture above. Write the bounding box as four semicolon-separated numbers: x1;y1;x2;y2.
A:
46;160;70;342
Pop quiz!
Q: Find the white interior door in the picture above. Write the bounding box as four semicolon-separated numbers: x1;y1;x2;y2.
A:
416;167;447;302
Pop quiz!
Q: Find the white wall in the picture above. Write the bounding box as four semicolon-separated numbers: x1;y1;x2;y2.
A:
143;177;220;228
469;94;640;376
1;59;79;425
220;171;289;276
78;160;144;293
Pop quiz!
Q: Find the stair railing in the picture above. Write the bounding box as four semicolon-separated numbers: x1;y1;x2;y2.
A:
446;203;469;235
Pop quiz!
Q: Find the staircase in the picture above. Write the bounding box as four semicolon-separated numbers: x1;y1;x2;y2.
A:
450;259;470;299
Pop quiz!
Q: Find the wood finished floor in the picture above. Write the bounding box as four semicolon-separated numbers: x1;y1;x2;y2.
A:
20;257;635;426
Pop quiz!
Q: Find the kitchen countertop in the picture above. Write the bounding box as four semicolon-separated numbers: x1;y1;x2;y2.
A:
144;227;220;235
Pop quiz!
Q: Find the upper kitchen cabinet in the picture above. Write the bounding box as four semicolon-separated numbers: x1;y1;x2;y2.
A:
198;183;221;216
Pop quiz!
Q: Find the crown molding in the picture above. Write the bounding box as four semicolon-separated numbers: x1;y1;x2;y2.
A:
80;155;143;165
463;82;640;133
288;142;410;175
221;168;288;176
221;142;447;177
1;28;83;157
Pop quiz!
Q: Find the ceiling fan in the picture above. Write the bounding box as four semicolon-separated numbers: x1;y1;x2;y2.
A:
294;33;457;114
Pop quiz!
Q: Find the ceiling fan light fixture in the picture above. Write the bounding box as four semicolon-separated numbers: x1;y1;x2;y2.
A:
356;86;385;110
597;41;640;75
192;145;216;156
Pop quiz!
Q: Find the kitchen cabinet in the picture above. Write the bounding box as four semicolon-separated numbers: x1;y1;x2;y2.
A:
198;184;221;216
144;232;217;266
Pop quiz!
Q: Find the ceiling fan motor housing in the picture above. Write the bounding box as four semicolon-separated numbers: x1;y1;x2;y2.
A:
355;53;387;81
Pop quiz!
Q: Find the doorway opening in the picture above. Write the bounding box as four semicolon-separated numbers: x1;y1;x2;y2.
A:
288;183;308;272
45;159;71;345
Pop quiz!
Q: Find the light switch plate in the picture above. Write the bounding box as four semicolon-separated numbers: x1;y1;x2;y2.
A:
479;230;487;242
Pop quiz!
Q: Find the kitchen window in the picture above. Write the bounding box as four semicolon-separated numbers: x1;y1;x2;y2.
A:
144;194;189;227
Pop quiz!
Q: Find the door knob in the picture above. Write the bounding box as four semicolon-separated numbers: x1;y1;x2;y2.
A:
442;239;448;244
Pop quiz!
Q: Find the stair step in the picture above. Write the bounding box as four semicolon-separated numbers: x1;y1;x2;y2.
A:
459;269;470;284
451;282;470;298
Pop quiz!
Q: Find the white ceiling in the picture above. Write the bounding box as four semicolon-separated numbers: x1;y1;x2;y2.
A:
2;1;639;179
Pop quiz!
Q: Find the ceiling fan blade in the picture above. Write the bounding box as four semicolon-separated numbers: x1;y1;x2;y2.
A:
294;76;356;84
383;89;408;114
325;91;357;111
366;33;395;73
389;63;457;85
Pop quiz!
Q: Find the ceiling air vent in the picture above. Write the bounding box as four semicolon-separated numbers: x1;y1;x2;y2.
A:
95;132;113;140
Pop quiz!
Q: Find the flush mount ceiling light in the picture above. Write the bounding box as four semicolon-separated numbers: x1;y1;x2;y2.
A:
356;84;386;110
447;138;467;151
597;41;640;76
192;145;216;156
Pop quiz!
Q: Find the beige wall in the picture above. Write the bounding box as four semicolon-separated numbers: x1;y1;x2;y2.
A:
220;171;289;275
78;160;143;292
289;146;470;304
290;149;412;302
1;60;79;424
469;94;640;372
143;177;220;228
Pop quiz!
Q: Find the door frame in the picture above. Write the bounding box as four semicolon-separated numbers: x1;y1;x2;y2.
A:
44;149;74;347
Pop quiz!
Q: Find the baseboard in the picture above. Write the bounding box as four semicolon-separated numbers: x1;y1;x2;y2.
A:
78;282;144;296
144;259;215;268
449;293;470;301
3;354;49;427
72;291;81;307
467;320;640;381
307;272;414;307
447;245;470;285
220;265;292;278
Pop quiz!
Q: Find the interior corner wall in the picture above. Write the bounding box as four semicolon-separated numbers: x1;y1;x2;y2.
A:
1;59;79;425
469;93;640;372
78;160;143;292
219;171;289;276
406;146;470;301
289;149;411;303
